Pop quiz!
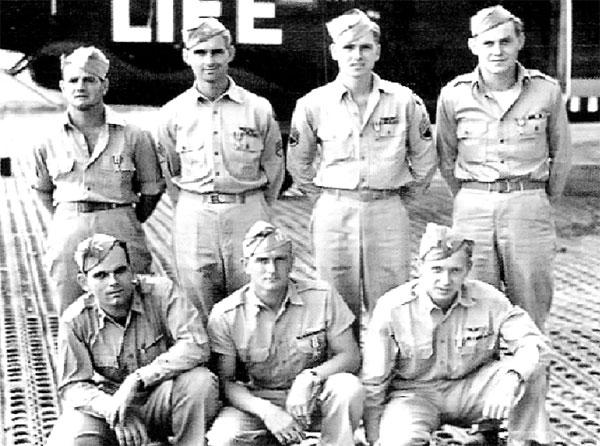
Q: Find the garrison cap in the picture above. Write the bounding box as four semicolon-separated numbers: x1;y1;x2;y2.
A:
419;223;474;261
242;221;291;258
61;46;109;79
326;9;380;44
470;5;522;37
183;17;230;49
74;234;127;273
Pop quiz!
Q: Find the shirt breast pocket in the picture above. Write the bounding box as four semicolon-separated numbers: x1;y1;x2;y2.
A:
48;157;75;180
514;116;548;159
318;128;353;164
175;142;209;181
296;327;327;365
242;347;269;364
457;120;487;163
225;128;262;180
140;334;165;366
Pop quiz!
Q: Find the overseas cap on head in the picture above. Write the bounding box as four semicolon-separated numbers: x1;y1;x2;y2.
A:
242;221;292;258
326;9;380;44
183;17;229;49
419;223;474;261
470;5;522;37
61;46;109;79
74;234;126;274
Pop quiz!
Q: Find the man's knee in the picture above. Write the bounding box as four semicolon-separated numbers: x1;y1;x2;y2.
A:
46;410;116;446
322;373;365;407
207;407;273;446
173;367;219;405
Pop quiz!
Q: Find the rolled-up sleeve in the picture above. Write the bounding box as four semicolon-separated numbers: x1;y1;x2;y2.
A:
155;108;181;181
498;304;550;381
406;94;437;191
546;86;572;198
30;142;54;193
260;103;284;204
207;309;237;357
435;88;461;196
136;284;210;387
287;98;320;196
362;300;398;442
132;128;165;196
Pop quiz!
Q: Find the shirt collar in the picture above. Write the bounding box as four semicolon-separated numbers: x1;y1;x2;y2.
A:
471;62;528;95
416;281;476;316
331;72;390;101
245;279;303;317
95;290;144;329
61;105;124;130
192;76;244;104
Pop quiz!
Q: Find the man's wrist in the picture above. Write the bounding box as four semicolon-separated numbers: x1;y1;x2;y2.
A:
302;368;323;384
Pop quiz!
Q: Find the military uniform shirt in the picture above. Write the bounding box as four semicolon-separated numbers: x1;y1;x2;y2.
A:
288;73;437;192
362;278;547;427
31;107;165;204
208;279;355;390
58;276;209;420
436;64;572;197
156;77;284;203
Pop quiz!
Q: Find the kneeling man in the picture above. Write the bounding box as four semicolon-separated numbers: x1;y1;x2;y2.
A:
362;223;551;446
207;221;364;446
47;234;219;446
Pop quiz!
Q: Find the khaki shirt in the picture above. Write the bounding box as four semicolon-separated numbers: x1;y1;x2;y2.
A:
436;64;572;197
58;276;209;420
208;279;354;390
30;107;165;204
287;73;437;194
156;78;284;204
362;278;548;429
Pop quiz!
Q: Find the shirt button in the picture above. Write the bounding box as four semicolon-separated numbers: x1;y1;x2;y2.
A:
86;187;91;191
213;110;218;115
359;133;363;137
215;172;220;176
214;152;219;156
500;160;505;164
213;130;218;135
499;139;504;143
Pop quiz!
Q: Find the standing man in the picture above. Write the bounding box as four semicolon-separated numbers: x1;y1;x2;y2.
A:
46;234;219;446
30;46;164;314
156;18;284;324
362;223;552;446
436;5;572;330
207;221;364;446
288;9;437;333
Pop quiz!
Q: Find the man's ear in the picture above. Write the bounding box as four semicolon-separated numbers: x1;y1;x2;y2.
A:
182;48;190;66
77;272;89;292
101;78;109;96
227;45;236;63
467;37;477;56
517;33;525;51
329;43;339;61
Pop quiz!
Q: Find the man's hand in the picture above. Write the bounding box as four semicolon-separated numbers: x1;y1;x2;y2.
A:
482;370;523;420
260;403;306;445
114;412;149;446
107;373;145;428
285;370;320;427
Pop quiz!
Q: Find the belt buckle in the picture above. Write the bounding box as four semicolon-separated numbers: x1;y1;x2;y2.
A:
209;193;222;204
498;180;512;193
358;189;371;201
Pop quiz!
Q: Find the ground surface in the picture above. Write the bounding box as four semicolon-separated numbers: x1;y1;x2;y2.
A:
0;108;599;445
